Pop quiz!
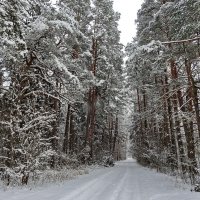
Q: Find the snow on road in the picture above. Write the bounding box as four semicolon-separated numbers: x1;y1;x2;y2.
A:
0;159;200;200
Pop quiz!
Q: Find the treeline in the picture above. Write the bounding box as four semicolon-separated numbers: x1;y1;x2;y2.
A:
126;0;200;184
0;0;125;185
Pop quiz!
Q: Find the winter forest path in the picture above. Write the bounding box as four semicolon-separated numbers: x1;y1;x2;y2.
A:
1;159;200;200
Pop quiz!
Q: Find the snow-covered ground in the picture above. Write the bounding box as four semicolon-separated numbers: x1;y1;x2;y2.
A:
0;159;199;200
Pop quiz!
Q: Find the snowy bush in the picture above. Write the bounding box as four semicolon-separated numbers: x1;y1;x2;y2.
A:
194;184;200;192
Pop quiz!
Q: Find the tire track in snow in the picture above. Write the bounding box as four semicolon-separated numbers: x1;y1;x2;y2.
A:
1;159;200;200
87;165;128;200
109;166;128;200
58;168;116;200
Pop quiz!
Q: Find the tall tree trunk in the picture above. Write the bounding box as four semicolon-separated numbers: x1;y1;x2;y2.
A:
63;104;71;154
164;74;178;170
161;75;170;148
170;59;186;175
85;89;92;146
185;59;198;182
185;88;197;183
112;116;118;158
0;72;3;94
109;114;113;153
185;59;200;138
85;38;98;159
69;111;75;154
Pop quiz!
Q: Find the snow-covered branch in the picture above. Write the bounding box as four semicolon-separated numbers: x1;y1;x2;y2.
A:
162;36;200;45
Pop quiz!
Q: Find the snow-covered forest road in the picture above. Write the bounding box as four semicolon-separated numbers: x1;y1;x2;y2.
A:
1;159;200;200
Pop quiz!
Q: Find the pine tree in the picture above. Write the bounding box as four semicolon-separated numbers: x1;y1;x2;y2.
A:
127;0;200;183
0;0;85;184
0;0;126;185
83;0;125;161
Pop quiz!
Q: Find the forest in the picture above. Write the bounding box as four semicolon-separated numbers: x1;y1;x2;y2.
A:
0;0;200;189
0;0;126;186
127;0;200;185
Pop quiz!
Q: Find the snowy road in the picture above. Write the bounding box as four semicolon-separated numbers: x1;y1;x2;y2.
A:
0;159;200;200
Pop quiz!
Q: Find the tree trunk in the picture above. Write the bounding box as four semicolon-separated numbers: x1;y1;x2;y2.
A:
112;116;118;158
161;75;170;148
164;73;178;170
170;59;187;174
85;38;98;159
185;59;198;182
69;111;75;154
63;104;71;154
0;72;3;93
185;59;200;138
109;114;113;153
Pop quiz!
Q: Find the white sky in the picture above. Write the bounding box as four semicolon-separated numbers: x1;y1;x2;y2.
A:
113;0;144;45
